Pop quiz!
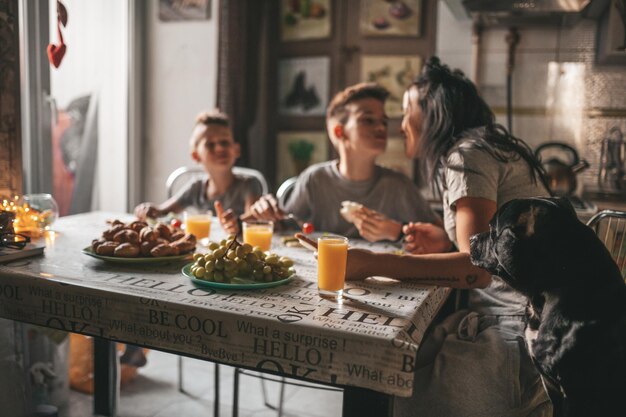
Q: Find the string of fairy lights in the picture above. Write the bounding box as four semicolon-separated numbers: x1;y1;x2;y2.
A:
1;196;50;237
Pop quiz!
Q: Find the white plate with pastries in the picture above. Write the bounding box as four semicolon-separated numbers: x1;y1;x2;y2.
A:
83;218;196;264
82;246;192;264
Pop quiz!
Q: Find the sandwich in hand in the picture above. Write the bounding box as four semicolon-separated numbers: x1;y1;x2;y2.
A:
340;201;364;224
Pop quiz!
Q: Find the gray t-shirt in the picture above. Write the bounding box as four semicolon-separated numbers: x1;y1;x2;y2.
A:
174;174;263;216
443;136;549;315
283;160;438;238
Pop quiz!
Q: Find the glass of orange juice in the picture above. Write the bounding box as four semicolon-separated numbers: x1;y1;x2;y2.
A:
184;210;212;245
242;220;274;252
317;235;349;301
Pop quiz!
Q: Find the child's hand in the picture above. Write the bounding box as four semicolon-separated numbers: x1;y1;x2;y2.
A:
248;194;285;222
403;222;453;254
351;206;402;242
214;201;240;236
134;203;161;220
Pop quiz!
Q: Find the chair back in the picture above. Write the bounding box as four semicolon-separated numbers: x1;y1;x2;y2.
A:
587;209;626;281
276;176;298;207
166;166;268;198
233;167;269;195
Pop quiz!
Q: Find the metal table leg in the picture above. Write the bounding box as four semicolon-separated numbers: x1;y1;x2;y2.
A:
93;337;118;416
232;368;239;417
342;387;393;417
214;363;220;417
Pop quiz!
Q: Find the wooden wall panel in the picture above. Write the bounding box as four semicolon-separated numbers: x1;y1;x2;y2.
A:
0;0;22;197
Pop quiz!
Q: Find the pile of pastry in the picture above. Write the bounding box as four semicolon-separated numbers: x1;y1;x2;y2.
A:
91;220;196;258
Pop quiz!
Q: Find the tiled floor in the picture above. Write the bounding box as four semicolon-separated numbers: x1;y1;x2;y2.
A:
64;349;343;417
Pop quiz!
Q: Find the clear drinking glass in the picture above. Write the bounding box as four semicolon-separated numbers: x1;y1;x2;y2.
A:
317;235;349;301
184;210;212;245
242;220;274;252
23;194;59;231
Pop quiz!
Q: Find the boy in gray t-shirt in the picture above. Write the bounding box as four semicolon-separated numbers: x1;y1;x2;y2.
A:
249;83;439;241
135;110;263;235
283;160;436;238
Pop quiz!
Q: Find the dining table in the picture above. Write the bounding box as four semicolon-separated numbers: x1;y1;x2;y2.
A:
0;212;451;417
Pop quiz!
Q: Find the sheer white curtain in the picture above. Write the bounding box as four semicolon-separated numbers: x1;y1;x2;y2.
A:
48;0;130;214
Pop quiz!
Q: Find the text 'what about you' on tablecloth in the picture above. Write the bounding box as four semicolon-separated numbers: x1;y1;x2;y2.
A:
0;212;450;397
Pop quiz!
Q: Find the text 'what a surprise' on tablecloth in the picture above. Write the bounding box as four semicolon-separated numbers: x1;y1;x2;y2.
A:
0;212;450;397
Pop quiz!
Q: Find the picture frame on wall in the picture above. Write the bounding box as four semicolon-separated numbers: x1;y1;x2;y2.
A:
276;131;329;185
360;0;422;37
159;0;211;22
596;0;626;65
361;55;422;118
376;136;413;180
278;56;330;116
281;0;332;41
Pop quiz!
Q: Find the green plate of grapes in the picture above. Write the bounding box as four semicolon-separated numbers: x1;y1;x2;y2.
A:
182;238;296;290
182;264;294;290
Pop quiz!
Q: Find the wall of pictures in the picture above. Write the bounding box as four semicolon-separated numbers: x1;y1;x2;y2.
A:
271;0;437;187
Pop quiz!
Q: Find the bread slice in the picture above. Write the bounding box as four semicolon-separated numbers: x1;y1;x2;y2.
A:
340;201;363;223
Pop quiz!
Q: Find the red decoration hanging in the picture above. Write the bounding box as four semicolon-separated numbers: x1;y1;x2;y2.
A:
47;1;68;68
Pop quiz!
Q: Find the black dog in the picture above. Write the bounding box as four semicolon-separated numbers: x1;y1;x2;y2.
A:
469;197;626;417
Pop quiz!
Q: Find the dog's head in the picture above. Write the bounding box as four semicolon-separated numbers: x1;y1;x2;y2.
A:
469;197;602;295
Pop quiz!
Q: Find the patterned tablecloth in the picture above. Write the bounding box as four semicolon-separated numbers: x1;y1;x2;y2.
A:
0;212;450;397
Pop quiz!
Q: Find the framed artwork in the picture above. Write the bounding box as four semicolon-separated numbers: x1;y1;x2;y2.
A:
360;0;421;37
159;0;211;22
276;131;329;185
281;0;331;41
376;137;413;180
361;55;422;117
278;56;330;116
596;0;626;65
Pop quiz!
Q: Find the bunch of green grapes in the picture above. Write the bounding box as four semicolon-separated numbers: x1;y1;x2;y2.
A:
189;236;295;283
